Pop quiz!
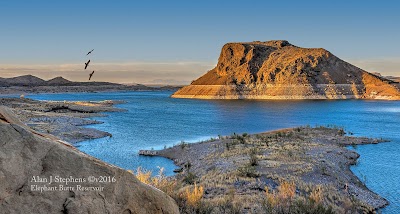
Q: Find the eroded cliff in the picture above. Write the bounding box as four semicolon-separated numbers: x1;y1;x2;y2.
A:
173;40;400;99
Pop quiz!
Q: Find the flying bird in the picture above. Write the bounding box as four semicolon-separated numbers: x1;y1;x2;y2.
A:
84;60;91;69
89;71;95;80
86;49;94;55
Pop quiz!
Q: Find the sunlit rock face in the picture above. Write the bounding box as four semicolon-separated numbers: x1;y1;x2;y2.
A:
173;40;400;100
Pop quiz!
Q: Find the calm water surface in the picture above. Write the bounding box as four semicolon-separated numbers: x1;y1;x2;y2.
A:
27;91;400;213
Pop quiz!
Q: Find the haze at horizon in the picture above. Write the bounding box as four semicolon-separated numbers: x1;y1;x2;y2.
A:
0;0;399;84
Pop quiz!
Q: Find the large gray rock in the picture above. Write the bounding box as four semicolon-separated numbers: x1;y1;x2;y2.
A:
0;106;179;214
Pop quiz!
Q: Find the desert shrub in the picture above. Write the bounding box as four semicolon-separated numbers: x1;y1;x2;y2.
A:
290;199;334;214
214;189;242;214
338;128;346;136
263;181;334;214
237;164;259;178
184;162;192;170
133;167;178;197
265;186;277;208
249;147;258;166
180;141;188;149
231;133;246;144
237;135;246;144
214;200;241;214
278;181;296;200
183;172;197;184
133;166;335;214
309;185;322;204
185;183;204;208
225;142;231;151
151;167;178;196
134;167;152;184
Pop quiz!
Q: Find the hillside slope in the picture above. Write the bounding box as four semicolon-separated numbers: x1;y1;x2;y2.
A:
173;40;400;100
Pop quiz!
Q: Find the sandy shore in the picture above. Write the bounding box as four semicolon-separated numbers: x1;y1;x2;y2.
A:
140;127;388;213
0;97;124;143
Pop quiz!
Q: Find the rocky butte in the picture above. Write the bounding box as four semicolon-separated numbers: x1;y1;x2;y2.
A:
172;40;400;100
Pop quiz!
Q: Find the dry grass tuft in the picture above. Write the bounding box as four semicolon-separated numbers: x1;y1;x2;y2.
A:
277;180;296;200
310;185;323;204
185;183;204;208
134;167;152;184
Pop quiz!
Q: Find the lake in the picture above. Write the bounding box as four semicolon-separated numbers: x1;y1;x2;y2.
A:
27;91;400;213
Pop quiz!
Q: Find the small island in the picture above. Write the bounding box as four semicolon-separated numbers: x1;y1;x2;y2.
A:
173;40;400;100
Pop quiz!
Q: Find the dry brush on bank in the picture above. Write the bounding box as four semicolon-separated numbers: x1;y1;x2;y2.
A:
136;126;387;213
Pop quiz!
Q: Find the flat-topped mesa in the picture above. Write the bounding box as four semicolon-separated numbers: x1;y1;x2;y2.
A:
173;40;400;100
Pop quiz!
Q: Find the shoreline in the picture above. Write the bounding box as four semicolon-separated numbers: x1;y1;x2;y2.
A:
0;85;180;95
0;104;179;213
0;95;392;212
140;126;389;212
0;97;124;143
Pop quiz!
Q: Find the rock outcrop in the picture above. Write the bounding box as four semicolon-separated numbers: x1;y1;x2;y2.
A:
172;40;400;100
0;106;179;214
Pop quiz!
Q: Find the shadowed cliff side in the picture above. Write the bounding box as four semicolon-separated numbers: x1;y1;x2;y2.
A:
0;106;179;214
173;40;400;100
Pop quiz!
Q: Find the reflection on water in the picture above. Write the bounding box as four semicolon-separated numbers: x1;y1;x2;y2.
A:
28;91;400;213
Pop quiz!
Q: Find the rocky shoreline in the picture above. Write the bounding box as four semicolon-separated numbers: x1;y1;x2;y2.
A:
0;105;179;214
0;96;391;212
0;97;124;143
140;127;389;213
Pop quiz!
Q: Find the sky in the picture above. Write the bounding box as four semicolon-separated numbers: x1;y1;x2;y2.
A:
0;0;399;84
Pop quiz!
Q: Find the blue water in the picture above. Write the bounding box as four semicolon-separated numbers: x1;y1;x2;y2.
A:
26;91;400;213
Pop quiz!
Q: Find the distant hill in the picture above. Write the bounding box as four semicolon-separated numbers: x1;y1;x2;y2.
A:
385;76;400;83
0;75;46;86
0;75;120;87
46;76;72;85
173;40;400;100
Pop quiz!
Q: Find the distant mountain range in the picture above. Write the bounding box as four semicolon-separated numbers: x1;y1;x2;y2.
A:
0;75;180;94
0;75;120;87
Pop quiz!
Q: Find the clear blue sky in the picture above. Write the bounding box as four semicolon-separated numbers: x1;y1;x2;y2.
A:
0;0;399;83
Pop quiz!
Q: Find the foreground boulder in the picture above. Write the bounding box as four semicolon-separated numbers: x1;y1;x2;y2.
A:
0;106;179;214
173;40;400;100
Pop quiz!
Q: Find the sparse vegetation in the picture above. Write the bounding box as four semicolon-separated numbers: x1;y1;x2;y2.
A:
183;172;197;184
133;167;335;214
185;183;204;208
135;126;386;213
249;147;258;166
338;128;346;136
180;141;188;149
237;164;259;178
